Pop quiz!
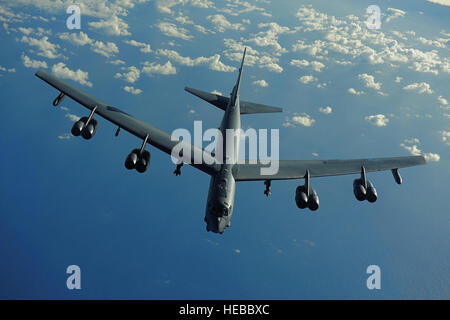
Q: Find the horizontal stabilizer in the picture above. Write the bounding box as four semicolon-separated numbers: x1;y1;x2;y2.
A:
185;87;229;110
184;87;282;114
240;101;282;114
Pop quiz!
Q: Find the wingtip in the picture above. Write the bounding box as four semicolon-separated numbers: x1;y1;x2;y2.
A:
420;155;427;164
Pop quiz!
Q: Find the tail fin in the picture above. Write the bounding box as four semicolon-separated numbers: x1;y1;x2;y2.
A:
233;47;246;99
184;48;282;114
184;87;282;114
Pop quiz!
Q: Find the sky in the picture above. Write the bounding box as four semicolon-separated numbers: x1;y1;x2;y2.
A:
0;0;449;299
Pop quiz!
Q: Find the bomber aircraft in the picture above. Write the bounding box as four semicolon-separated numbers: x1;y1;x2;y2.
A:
35;49;426;234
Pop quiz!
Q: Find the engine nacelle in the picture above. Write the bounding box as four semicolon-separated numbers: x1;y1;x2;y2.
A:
353;179;367;201
125;149;151;173
71;116;88;137
307;188;319;211
136;150;151;173
125;149;139;170
81;119;98;140
353;179;377;202
295;186;308;209
366;181;378;203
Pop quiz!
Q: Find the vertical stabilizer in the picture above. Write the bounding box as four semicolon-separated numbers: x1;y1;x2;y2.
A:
231;48;246;105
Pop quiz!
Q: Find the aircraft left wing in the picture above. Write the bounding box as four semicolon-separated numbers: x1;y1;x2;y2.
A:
233;156;426;181
35;69;220;175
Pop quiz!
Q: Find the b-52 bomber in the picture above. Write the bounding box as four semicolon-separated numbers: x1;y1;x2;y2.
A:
35;49;426;234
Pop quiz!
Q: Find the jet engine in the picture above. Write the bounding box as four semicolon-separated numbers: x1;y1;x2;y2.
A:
125;148;151;173
353;178;367;201
353;178;377;202
295;170;319;211
71;106;98;140
307;188;319;211
366;181;378;203
71;116;88;137
295;186;308;209
81;119;98;140
125;149;139;170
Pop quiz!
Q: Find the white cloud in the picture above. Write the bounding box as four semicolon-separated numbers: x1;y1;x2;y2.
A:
365;114;389;127
141;61;177;75
348;88;364;95
437;95;448;105
424;153;441;162
298;75;317;84
58;31;93;46
52;62;92;87
65;113;80;122
90;40;119;58
417;36;446;48
114;66;140;83
88;15;130;36
21;53;47;69
18;27;33;35
244;22;296;56
441;130;450;145
319;106;332;114
403;82;434;94
3;0;147;20
291;6;449;76
58;32;118;58
156;0;179;14
57;133;71;140
191;0;215;9
157;22;193;40
386;8;406;23
290;59;325;72
156;49;235;72
290;59;309;68
207;14;245;32
124;40;151;53
19;35;61;59
358;73;382;91
395;76;403;83
252;80;268;87
109;59;126;65
288;113;315;127
123;86;142;95
223;38;283;73
400;138;440;162
426;0;450;6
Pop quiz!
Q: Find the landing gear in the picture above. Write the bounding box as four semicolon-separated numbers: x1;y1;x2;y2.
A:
264;180;272;197
173;161;183;176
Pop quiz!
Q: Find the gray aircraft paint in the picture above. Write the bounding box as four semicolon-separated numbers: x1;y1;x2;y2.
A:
35;49;426;235
201;49;247;233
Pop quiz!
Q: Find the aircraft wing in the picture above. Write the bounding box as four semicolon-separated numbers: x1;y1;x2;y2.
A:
35;69;220;175
232;156;426;181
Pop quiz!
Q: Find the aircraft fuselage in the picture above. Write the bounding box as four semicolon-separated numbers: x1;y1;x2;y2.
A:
204;86;241;233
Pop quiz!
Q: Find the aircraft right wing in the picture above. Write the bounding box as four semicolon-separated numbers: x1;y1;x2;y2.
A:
232;156;426;181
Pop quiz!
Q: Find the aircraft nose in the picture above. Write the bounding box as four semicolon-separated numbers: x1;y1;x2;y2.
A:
205;214;230;234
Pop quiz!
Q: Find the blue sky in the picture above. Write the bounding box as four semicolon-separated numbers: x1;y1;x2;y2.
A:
0;0;449;299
